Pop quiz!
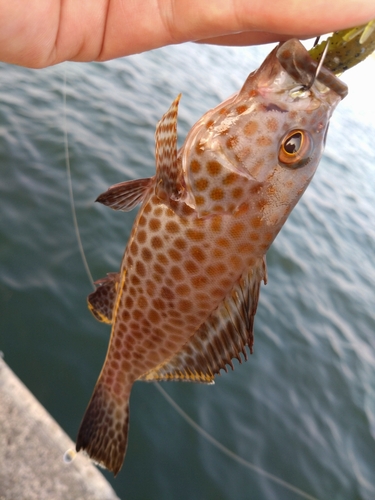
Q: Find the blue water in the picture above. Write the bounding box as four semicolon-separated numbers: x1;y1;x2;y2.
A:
0;42;374;500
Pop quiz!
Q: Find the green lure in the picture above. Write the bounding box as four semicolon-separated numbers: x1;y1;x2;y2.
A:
309;20;375;75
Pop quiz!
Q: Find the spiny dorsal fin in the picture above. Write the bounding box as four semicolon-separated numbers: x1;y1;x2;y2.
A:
155;94;184;203
87;273;120;324
139;257;267;383
96;177;154;211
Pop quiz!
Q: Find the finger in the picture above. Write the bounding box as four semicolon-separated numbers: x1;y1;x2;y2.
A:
96;0;375;61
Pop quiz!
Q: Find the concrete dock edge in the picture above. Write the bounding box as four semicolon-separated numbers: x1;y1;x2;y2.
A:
0;357;119;500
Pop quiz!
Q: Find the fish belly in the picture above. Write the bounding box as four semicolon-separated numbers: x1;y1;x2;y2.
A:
100;194;272;391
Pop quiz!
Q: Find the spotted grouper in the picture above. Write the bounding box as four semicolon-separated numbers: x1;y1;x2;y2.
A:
76;39;347;475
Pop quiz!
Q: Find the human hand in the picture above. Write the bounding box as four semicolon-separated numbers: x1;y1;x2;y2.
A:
1;0;375;68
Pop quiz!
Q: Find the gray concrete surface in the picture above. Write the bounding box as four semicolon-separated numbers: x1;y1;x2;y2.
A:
0;356;119;500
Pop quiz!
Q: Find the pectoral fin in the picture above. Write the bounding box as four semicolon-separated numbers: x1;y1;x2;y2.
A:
87;273;120;324
96;177;154;211
139;257;267;383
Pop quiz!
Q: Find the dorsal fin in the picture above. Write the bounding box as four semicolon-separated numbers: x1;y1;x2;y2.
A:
87;273;120;324
139;257;267;384
154;94;184;203
96;177;154;211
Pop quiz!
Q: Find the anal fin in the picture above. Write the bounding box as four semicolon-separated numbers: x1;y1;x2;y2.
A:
139;257;267;383
88;273;120;324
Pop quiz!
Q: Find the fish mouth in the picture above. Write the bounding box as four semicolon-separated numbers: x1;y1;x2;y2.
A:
276;39;348;99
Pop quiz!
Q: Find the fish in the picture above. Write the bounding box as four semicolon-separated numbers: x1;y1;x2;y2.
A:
76;39;347;475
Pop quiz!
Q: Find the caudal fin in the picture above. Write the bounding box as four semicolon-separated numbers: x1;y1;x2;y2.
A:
76;380;130;476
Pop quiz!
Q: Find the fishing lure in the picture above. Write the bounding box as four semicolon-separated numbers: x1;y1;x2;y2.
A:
309;19;375;74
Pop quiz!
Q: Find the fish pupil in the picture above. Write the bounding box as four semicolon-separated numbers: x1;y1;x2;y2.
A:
284;132;302;154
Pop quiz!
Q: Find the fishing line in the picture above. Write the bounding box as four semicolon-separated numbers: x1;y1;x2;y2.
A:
155;383;319;500
63;69;95;290
62;67;320;500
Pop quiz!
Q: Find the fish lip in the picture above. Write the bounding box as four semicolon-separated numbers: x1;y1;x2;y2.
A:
276;39;348;100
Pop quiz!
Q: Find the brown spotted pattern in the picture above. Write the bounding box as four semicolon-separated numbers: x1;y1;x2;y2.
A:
77;39;347;474
155;94;183;203
87;273;120;323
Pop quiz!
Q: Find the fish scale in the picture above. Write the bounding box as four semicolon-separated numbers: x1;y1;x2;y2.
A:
76;39;347;475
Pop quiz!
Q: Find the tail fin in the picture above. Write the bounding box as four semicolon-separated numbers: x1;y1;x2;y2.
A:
76;380;130;476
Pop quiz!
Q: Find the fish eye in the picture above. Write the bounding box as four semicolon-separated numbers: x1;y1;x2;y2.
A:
278;130;313;168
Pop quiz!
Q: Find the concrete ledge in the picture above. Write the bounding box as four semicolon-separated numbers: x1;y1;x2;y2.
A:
0;357;119;500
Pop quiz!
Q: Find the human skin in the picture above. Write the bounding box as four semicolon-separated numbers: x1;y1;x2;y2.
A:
0;0;374;68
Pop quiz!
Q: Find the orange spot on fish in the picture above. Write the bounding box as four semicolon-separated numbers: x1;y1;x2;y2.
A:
130;241;138;255
165;221;180;233
191;275;209;288
165;207;175;217
139;215;147;226
171;266;184;281
250;216;263;229
237;242;255;253
190;246;206;262
141;247;152;262
152;298;166;310
266;117;279;132
131;275;141;287
216;237;230;248
256;135;272;147
226;136;238;150
125;295;134;309
206;161;222;176
178;299;193;312
232;187;244;199
184;260;199;274
244;120;258;136
195;195;205;206
174;238;187;251
146;280;156;297
137;296;148;308
194;178;209;191
249;231;260;241
168;248;182;262
236;105;248;114
151;236;163;249
135;261;146;277
176;283;190;296
229;255;242;270
206;262;227;276
223;172;239;185
157;253;168;265
190;159;201;173
149;218;161;231
137;230;147;244
210;187;224;201
186;229;205;241
148;309;161;323
210;216;222;232
229;222;246;239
